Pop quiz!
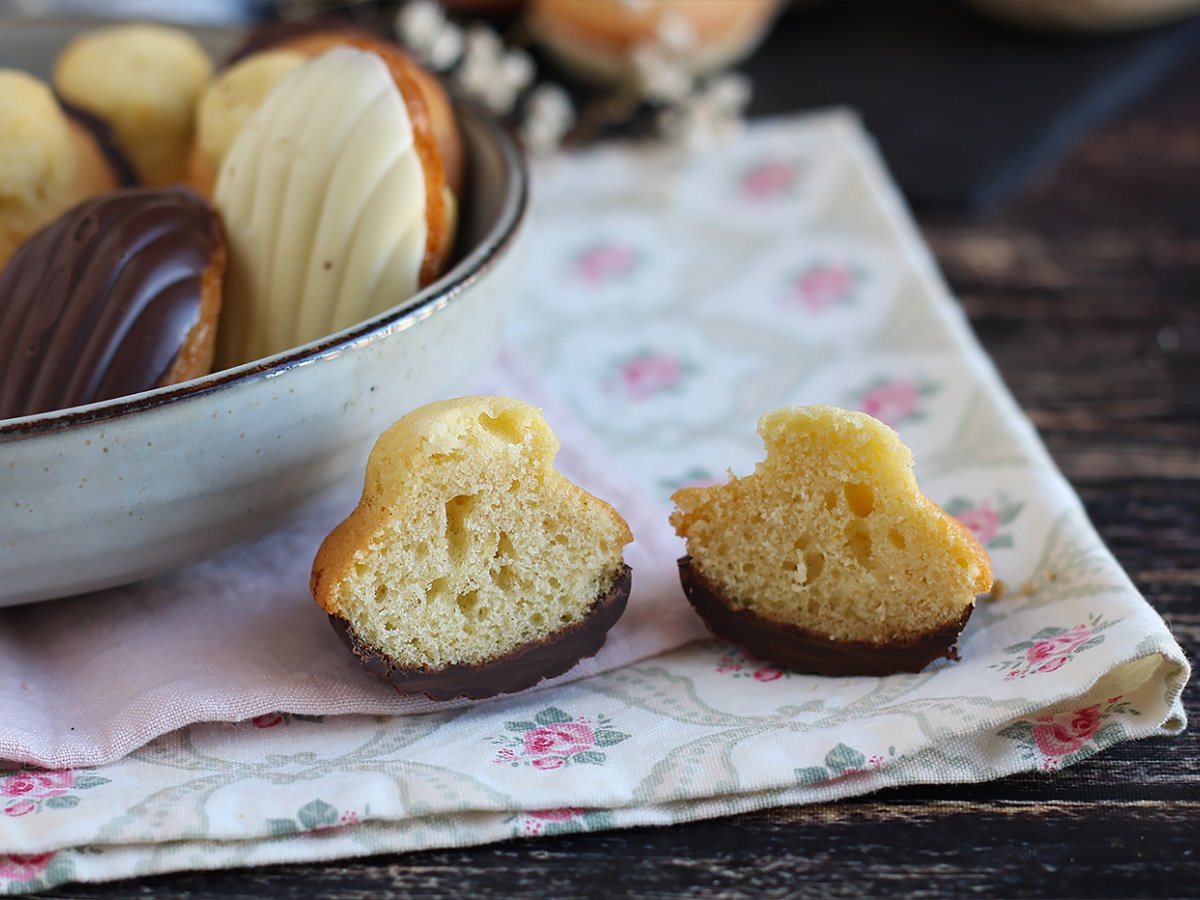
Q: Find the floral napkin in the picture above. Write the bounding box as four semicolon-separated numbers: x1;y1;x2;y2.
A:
0;110;1187;893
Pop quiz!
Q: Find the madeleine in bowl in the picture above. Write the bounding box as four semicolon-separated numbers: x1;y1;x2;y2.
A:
0;22;528;608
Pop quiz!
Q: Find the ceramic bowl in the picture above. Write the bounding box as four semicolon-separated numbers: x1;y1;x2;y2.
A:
0;22;529;607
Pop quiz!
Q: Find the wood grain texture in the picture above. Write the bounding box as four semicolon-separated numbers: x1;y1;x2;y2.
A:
46;29;1199;900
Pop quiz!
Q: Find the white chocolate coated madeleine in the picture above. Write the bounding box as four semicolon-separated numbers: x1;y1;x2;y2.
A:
189;49;307;197
214;48;428;367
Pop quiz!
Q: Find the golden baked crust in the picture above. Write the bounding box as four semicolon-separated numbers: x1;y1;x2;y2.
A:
313;397;633;672
160;219;226;387
671;405;992;648
54;23;213;186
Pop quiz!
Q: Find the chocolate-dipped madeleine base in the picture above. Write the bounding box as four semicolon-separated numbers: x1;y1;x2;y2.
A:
330;564;631;701
679;558;973;677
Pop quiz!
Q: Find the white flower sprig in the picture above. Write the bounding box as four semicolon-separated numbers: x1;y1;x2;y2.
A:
658;73;752;153
630;12;697;103
387;0;750;155
454;25;535;115
628;10;751;151
395;0;464;71
393;0;573;153
521;84;576;156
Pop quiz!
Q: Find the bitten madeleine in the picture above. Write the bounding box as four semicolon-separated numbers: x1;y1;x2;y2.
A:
0;187;225;419
312;397;633;700
670;406;993;676
53;23;213;186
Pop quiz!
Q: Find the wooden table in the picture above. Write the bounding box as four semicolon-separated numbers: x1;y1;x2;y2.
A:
56;22;1198;900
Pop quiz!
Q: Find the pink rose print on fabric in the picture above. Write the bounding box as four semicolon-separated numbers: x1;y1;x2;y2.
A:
782;263;860;315
958;503;999;543
1027;625;1094;673
851;376;937;429
2;769;73;799
992;615;1116;680
0;767;109;817
999;696;1136;770
492;707;629;769
0;852;55;884
604;350;695;402
739;159;799;202
568;242;639;286
712;645;791;682
1032;705;1103;758
524;722;594;757
944;494;1023;550
2;799;34;818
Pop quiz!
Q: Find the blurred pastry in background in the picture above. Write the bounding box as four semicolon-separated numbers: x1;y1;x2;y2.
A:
968;0;1200;32
0;70;131;271
527;0;782;85
53;23;213;185
188;49;308;197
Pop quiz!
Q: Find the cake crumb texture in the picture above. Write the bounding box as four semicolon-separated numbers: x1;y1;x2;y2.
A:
671;405;992;645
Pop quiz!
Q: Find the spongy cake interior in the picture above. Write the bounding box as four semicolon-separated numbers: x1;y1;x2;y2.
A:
314;397;631;669
671;406;991;645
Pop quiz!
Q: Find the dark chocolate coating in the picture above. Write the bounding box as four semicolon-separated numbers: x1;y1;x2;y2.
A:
59;100;140;187
330;564;632;701
0;187;222;419
678;557;973;677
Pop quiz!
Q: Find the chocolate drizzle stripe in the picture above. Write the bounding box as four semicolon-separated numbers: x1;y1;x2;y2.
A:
678;557;974;677
330;564;632;701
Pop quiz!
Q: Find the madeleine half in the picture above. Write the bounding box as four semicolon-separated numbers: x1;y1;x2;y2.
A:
671;406;992;676
312;397;633;700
